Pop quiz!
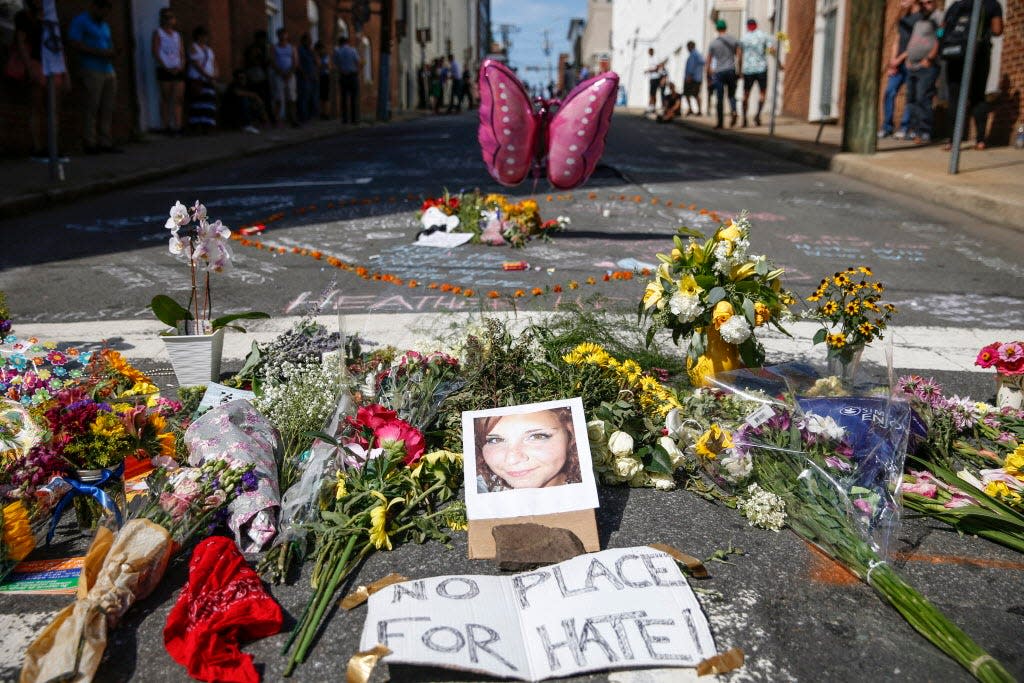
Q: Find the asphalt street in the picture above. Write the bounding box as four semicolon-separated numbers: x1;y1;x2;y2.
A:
1;112;1023;682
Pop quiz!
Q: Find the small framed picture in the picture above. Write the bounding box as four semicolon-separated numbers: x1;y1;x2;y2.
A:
462;397;599;520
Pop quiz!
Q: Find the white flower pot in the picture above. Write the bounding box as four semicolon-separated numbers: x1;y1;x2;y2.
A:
161;327;224;386
995;373;1023;410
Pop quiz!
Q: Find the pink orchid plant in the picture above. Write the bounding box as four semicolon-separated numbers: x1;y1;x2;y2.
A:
151;200;267;336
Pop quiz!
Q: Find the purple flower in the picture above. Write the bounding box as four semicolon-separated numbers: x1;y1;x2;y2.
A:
241;470;259;492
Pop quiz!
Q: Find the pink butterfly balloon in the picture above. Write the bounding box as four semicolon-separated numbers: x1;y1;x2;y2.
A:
478;59;619;190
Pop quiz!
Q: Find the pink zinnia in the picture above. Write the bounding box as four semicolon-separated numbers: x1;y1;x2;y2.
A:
975;343;1001;369
998;342;1023;363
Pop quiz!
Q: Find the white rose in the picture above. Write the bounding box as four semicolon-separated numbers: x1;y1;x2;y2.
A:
658;436;686;468
613;456;643;479
647;472;676;491
629;469;650;488
664;408;684;437
719;315;752;344
721;451;753;481
607;431;635;458
588;420;612;465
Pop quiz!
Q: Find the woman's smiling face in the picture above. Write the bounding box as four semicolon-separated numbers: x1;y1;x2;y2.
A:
481;410;570;489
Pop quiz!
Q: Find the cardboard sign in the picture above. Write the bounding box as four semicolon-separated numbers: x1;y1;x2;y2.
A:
358;546;717;681
461;398;600;558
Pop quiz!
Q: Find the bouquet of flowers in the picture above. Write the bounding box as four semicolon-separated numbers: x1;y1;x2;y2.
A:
152;200;268;336
896;375;1024;554
711;394;1013;682
640;214;790;386
281;405;462;675
85;349;159;402
806;266;896;364
415;191;568;247
562;342;683;488
976;341;1024;376
0;291;11;338
976;341;1024;409
21;457;257;683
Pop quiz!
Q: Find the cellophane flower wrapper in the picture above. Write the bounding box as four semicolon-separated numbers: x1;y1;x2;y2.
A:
711;375;914;560
272;389;356;551
185;399;281;554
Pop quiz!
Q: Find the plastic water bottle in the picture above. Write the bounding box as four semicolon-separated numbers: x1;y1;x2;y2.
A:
1016;125;1024;150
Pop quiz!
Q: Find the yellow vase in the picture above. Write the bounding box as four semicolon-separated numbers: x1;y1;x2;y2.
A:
687;327;743;387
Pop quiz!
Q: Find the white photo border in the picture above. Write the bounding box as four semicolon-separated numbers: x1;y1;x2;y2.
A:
462;397;599;520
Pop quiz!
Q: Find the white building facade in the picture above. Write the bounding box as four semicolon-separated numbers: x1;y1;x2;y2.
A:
609;0;781;109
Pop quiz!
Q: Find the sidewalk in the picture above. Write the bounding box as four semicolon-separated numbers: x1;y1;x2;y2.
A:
647;109;1024;232
0;112;426;219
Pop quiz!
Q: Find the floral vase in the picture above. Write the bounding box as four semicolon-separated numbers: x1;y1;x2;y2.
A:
72;468;127;534
161;327;224;387
995;373;1024;410
826;345;865;389
687;327;743;387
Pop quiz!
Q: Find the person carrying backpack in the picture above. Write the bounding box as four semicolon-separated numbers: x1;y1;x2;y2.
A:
941;0;1003;150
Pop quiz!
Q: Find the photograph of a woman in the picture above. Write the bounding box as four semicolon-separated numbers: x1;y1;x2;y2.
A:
462;398;598;522
475;407;582;492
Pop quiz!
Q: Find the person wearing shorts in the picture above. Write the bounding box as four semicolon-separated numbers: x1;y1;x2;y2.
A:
645;48;666;113
739;18;770;127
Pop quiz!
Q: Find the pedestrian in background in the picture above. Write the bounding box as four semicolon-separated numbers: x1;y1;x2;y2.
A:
645;48;667;113
316;41;332;119
446;53;462;113
333;34;360;124
879;0;916;139
707;19;739;130
657;82;682;123
244;31;272;124
67;0;120;154
14;0;68;159
297;33;318;122
186;26;217;132
222;68;266;133
739;18;770;127
683;41;704;116
271;28;299;127
903;0;941;143
941;0;1003;150
151;7;184;135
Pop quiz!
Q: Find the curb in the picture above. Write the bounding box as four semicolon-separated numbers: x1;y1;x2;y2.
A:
669;117;1024;233
0;111;430;219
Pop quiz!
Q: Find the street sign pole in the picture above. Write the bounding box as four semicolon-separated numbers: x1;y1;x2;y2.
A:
948;0;982;175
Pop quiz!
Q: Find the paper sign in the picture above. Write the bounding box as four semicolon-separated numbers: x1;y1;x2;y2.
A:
0;557;83;594
196;383;256;415
415;231;475;248
462;398;599;520
358;546;716;681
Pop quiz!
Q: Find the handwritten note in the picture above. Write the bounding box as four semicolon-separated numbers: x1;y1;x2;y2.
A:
359;546;716;681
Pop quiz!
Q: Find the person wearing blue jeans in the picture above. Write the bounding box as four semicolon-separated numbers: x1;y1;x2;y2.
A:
879;0;916;139
706;19;739;130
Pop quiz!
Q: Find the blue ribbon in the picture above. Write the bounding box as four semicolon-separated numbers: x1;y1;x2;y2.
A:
46;462;125;545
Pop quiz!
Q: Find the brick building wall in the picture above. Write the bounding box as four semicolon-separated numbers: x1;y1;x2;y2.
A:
782;0;1021;144
0;1;136;156
781;0;816;119
0;0;341;158
990;0;1022;144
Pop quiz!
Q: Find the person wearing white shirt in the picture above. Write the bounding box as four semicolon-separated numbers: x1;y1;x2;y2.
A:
446;53;463;112
151;7;184;133
739;18;772;127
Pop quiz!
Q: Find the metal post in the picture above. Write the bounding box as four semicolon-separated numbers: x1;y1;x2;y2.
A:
46;75;62;182
769;0;784;136
948;0;982;175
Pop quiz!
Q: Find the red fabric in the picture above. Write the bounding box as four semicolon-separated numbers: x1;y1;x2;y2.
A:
164;536;283;683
